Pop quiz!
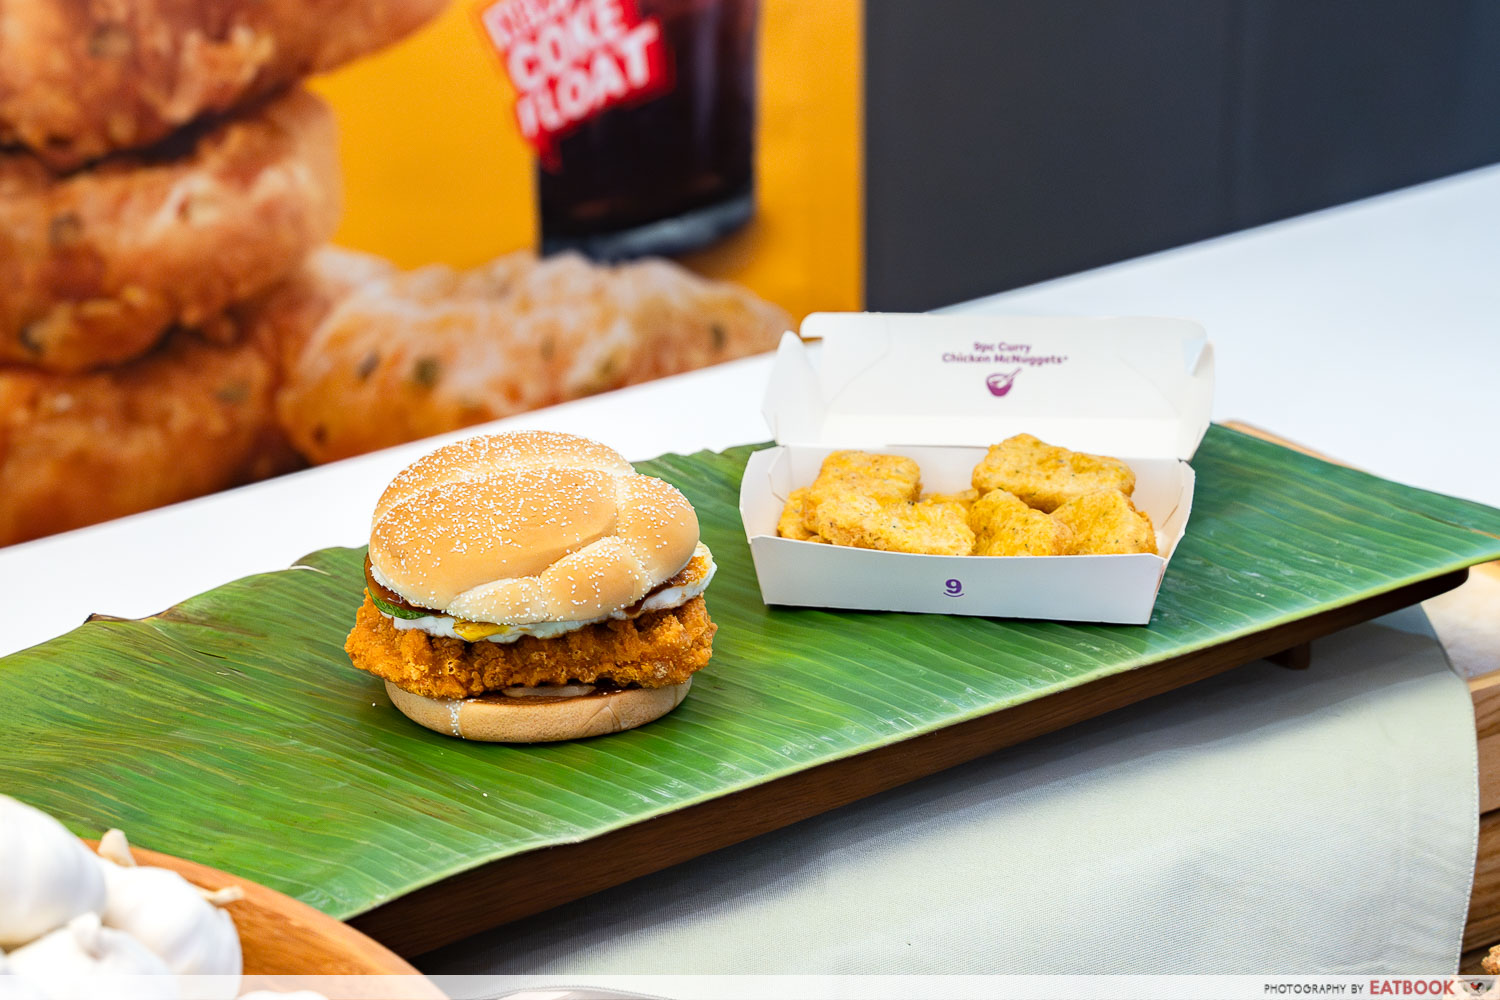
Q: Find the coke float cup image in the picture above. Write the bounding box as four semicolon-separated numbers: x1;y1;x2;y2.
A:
479;0;759;259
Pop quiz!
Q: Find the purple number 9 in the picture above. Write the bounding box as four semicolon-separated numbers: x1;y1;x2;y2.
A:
944;579;964;597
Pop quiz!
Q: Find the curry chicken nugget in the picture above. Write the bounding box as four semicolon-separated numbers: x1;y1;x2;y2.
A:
776;487;825;542
803;450;921;536
1051;489;1157;555
969;488;1075;557
971;433;1135;513
857;501;974;556
808;493;885;547
0;88;342;373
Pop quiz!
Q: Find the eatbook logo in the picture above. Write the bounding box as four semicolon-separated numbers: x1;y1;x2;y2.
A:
986;369;1020;397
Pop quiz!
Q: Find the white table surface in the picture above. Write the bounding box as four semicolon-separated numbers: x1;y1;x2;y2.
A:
5;163;1499;656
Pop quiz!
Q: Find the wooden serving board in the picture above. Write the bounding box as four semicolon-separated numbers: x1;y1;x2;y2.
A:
5;426;1500;960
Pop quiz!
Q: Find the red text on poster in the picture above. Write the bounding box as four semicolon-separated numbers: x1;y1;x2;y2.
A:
477;0;670;165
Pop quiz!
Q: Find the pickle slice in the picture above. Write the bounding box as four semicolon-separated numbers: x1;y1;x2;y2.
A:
369;589;427;620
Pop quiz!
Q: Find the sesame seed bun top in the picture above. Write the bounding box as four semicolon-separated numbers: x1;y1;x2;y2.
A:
367;431;699;624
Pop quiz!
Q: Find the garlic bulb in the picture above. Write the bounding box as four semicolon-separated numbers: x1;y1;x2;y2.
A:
0;796;106;949
95;831;242;985
6;913;177;1000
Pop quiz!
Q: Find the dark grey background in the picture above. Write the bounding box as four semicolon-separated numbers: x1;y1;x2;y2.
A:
863;1;1500;310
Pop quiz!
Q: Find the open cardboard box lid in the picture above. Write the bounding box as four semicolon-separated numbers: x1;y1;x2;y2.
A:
765;313;1214;459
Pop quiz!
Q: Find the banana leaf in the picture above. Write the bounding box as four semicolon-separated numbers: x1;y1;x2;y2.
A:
2;425;1498;920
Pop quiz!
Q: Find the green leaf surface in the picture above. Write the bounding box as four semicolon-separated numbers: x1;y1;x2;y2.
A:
3;425;1498;919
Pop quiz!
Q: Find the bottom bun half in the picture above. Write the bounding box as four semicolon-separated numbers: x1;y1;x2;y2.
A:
384;678;692;743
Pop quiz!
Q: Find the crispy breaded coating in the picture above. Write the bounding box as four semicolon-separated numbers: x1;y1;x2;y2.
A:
971;434;1135;513
808;493;883;547
803;450;921;538
346;594;717;701
970;489;1075;557
919;488;979;511
776;487;826;542
857;501;974;555
1051;489;1157;555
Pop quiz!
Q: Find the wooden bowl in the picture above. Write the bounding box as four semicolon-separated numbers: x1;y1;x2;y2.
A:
85;840;445;996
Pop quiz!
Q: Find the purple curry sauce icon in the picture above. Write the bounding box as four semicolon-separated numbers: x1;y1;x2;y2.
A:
986;369;1021;397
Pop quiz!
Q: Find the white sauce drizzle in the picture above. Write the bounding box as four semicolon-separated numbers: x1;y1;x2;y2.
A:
380;544;715;643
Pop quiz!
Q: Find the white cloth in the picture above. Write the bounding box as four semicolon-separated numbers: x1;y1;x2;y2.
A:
425;607;1476;975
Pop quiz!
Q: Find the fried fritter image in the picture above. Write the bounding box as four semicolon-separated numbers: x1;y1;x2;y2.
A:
272;251;790;464
969;488;1075;557
0;89;341;373
0;0;449;169
856;501;974;556
0;328;299;546
612;259;793;385
239;246;398;374
776;487;826;542
971;433;1135;513
802;450;922;538
1051;489;1158;555
346;593;717;702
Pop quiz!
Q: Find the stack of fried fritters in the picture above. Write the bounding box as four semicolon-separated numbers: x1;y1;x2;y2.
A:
0;0;449;545
777;434;1159;557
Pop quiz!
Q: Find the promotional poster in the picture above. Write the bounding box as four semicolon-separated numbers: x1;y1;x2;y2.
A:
0;0;860;544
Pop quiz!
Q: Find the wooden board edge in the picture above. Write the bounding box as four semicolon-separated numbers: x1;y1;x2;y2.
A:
347;570;1466;957
1460;944;1494;976
1469;811;1500;953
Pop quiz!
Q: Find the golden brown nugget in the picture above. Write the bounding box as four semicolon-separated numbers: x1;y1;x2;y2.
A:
0;89;341;373
971;433;1135;513
0;0;449;169
0;328;300;546
857;501;975;556
803;450;922;537
346;594;717;702
275;251;788;463
808;493;885;547
1051;489;1158;555
776;487;826;542
969;488;1075;557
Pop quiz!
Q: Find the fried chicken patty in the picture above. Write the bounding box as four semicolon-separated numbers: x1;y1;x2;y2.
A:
345;594;717;701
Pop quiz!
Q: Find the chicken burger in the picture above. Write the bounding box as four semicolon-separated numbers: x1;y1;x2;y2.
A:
345;431;717;741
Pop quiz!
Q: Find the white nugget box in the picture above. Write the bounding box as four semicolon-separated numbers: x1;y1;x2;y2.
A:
738;313;1215;624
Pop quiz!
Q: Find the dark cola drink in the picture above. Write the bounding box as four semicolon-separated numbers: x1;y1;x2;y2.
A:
481;0;757;260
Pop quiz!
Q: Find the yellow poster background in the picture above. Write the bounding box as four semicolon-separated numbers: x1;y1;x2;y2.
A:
310;0;863;320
